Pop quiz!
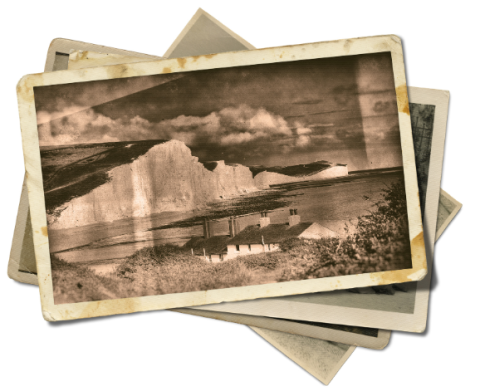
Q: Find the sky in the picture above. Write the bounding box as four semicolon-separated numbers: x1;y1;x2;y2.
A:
34;52;403;171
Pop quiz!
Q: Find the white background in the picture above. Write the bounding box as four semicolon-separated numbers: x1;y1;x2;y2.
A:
0;1;477;389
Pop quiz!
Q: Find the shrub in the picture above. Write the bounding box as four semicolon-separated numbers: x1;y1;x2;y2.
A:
278;180;412;281
237;252;287;270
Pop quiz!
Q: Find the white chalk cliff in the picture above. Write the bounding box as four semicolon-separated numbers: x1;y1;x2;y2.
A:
48;140;258;229
254;165;348;188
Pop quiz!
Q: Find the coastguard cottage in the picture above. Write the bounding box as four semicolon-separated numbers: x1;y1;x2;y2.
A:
184;210;337;263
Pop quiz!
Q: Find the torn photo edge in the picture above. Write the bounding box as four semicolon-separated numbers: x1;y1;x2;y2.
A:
17;35;426;321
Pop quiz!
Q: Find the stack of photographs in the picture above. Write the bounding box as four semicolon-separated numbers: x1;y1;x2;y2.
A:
8;9;462;385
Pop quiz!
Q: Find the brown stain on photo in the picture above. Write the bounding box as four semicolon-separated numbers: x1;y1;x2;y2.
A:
41;226;48;237
396;84;410;115
191;53;217;62
163;67;172;73
106;64;129;79
77;297;141;321
17;73;45;102
177;57;187;68
77;51;90;61
411;231;426;266
371;231;427;286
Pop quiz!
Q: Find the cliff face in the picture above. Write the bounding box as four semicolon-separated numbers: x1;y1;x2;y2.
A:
48;140;257;229
254;165;348;188
212;162;258;197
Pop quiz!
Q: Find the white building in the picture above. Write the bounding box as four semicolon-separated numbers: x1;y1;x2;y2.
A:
184;210;337;263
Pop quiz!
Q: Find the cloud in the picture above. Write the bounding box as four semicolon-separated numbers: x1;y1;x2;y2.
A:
296;135;311;147
309;123;335;128
38;104;295;148
37;106;88;125
296;126;312;135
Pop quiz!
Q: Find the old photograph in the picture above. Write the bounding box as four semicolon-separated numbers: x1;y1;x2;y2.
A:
17;36;425;321
436;189;462;240
252;327;355;385
37;53;410;302
191;87;450;332
175;307;390;349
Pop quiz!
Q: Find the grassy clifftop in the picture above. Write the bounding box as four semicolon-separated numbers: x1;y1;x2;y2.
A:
249;160;336;178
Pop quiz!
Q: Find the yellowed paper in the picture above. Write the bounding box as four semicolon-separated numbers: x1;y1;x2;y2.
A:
16;35;426;322
174;308;390;349
163;8;254;58
68;51;162;70
252;327;356;385
436;189;462;240
44;38;160;71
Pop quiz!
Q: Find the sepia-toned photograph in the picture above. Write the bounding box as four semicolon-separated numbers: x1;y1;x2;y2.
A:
252;326;355;385
35;52;410;304
17;36;426;321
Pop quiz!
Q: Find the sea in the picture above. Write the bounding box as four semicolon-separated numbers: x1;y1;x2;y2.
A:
48;167;404;274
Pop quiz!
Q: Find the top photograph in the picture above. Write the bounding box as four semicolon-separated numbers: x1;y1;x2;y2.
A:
17;36;426;321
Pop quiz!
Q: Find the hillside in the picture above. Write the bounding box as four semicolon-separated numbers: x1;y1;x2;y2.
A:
251;161;348;188
249;160;333;178
46;140;258;229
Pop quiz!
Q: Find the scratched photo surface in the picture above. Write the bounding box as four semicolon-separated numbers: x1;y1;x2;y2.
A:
33;52;412;305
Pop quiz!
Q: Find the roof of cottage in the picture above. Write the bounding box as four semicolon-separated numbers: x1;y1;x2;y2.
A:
184;235;230;255
227;222;314;245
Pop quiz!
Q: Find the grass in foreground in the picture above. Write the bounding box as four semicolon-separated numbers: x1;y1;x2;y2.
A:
52;180;412;304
